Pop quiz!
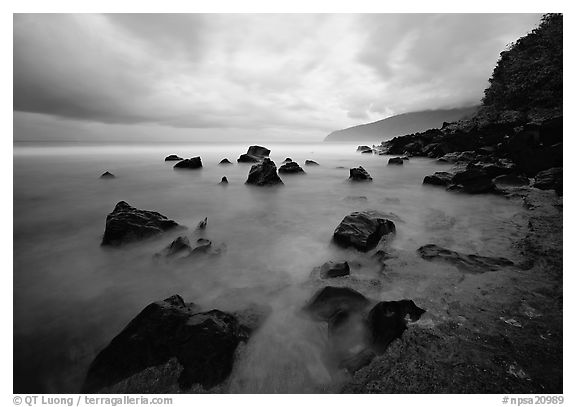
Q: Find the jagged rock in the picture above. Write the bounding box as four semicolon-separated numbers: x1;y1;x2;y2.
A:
100;171;115;179
174;157;202;169
282;158;292;163
155;236;192;258
305;160;319;166
304;286;370;321
533;167;562;194
423;172;453;186
417;244;514;273
357;146;372;152
219;176;229;184
467;159;516;178
219;158;232;165
278;161;305;174
245;158;283;186
349;166;372;181
388;157;404;165
165;155;183;161
451;168;494;194
197;217;207;230
333;210;396;252
101;201;180;246
318;261;350;278
237;146;271;163
368;300;426;352
82;295;261;392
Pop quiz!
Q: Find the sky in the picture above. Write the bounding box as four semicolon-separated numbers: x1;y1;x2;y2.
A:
13;13;543;142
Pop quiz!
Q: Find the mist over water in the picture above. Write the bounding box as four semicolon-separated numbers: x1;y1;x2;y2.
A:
13;142;527;393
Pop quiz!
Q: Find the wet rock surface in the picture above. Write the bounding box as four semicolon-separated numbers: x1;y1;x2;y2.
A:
278;161;305;174
534;167;562;194
174;157;202;169
317;261;351;279
333;210;396;252
219;158;232;165
245;158;283;186
349;166;372;182
357;146;372;153
417;244;514;273
388;157;403;165
237;145;271;163
423;171;453;186
101;201;180;246
82;295;264;393
305;160;319;166
100;171;115;179
165;155;183;161
155;236;191;258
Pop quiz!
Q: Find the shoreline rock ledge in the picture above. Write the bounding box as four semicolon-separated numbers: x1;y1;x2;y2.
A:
333;210;396;252
101;201;180;246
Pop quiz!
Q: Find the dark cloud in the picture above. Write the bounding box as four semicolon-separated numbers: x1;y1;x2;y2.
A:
13;13;543;140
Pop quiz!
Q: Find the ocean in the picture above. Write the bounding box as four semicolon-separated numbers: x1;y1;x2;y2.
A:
13;141;527;393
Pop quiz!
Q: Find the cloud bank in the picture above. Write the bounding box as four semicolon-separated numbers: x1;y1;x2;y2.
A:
13;13;542;141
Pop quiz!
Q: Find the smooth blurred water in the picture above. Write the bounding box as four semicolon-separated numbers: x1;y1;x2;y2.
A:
13;142;527;393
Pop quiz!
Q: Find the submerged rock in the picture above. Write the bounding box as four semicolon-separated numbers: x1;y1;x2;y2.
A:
278;161;305;174
165;155;183;161
219;158;232;165
219;176;229;184
318;261;351;278
155;236;192;258
423;172;453;186
349;166;372;181
245;158;283;186
388;157;404;165
174;157;202;169
237;145;271;163
304;286;370;321
357;145;372;152
188;238;225;257
305;160;319;166
197;217;207;230
333;210;396;252
101;201;180;246
82;295;260;392
417;244;514;273
282;158;293;163
100;171;115;179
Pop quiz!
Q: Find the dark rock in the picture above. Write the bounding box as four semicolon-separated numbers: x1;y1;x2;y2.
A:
278;161;305;174
219;158;232;165
423;172;453;186
165;155;183;161
493;174;529;186
533;167;562;194
361;149;373;154
368;300;426;352
333;210;396;252
82;295;255;392
318;261;350;278
174;157;202;169
196;217;207;230
101;201;180;246
156;236;192;258
305;160;319;166
401;156;410;160
357;146;372;152
219;176;229;184
100;171;115;179
437;151;477;164
467;158;516;178
245;158;283;186
304;286;370;321
188;238;220;257
237;154;260;163
282;158;292;163
417;244;514;273
388;157;404;165
451;168;494;194
247;145;271;157
349;166;372;181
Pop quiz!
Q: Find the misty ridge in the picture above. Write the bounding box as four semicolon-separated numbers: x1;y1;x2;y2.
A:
13;13;562;396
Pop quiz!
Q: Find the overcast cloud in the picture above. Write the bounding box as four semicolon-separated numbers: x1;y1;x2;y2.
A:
13;13;542;141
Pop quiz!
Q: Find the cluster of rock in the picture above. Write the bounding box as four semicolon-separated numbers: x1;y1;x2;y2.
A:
278;161;305;174
82;295;269;392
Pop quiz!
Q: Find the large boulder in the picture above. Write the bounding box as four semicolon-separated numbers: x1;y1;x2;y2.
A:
245;158;283;186
349;166;372;181
278;161;305;174
237;145;271;163
101;201;180;246
533;167;562;194
333;210;396;252
417;244;513;273
304;286;370;321
165;155;183;161
174;157;202;169
82;295;261;392
423;172;453;186
450;168;494;194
